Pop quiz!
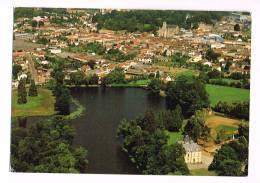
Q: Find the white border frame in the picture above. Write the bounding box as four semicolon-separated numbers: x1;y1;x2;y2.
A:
1;0;260;183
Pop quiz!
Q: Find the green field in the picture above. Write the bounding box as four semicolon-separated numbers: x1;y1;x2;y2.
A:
216;124;238;133
190;168;217;176
111;79;150;87
165;131;183;145
128;79;150;86
12;88;56;117
206;84;250;106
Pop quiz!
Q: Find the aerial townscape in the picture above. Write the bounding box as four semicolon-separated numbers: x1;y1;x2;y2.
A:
11;8;250;176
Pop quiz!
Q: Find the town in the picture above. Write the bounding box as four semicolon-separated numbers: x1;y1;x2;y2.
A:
11;8;250;176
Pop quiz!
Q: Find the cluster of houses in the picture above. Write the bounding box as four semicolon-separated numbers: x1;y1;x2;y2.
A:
13;9;251;88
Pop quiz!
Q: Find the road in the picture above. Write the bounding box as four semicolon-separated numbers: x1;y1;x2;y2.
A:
25;53;38;83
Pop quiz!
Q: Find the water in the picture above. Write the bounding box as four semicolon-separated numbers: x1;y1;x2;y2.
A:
69;87;166;174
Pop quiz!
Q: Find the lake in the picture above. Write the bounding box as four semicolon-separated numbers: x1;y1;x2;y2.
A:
69;87;167;174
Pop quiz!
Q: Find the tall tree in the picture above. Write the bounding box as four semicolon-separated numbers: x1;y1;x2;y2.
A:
166;75;209;117
55;86;71;115
28;79;38;97
17;79;27;104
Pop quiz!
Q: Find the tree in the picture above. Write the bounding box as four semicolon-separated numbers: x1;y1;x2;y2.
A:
205;49;220;62
234;24;240;31
86;60;96;70
73;146;88;172
238;123;249;141
31;20;38;27
70;71;85;87
166;75;209;117
117;111;189;175
147;78;164;94
198;71;209;84
88;74;99;85
215;129;226;144
104;67;125;84
12;64;22;79
164;143;189;175
184;110;210;142
207;69;222;79
158;105;183;132
28;79;38;97
55;86;71;115
11;117;88;173
140;111;158;133
218;159;242;176
209;138;248;176
17;79;27;104
209;144;238;170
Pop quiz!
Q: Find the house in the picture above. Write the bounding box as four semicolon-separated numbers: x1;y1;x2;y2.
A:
18;73;27;81
50;48;61;54
182;135;202;164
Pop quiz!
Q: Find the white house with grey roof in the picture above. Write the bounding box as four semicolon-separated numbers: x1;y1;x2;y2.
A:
182;135;202;164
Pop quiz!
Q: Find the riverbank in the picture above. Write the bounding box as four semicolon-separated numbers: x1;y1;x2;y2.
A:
12;87;85;121
63;98;85;120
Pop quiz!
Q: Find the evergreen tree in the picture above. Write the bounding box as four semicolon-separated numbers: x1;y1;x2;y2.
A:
28;79;38;97
17;79;27;104
55;86;71;115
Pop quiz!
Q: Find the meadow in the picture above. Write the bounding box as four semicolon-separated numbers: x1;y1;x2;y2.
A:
206;84;250;106
12;87;55;117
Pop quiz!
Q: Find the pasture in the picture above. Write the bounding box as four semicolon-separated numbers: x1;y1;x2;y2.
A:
206;84;250;106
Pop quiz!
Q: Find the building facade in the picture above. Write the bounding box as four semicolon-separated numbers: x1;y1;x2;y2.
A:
158;22;180;38
182;136;202;164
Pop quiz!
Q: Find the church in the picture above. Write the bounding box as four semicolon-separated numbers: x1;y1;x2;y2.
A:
182;135;202;164
158;21;180;38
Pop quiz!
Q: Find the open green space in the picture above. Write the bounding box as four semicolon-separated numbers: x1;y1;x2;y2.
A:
206;84;250;106
190;168;217;176
111;79;150;87
165;131;183;145
128;79;150;86
12;87;56;117
206;114;241;139
216;124;238;133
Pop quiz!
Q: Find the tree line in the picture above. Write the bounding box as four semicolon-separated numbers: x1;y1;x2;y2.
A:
117;110;189;175
214;101;249;120
93;10;229;33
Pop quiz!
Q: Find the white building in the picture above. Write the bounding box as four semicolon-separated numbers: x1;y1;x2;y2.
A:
182;136;202;164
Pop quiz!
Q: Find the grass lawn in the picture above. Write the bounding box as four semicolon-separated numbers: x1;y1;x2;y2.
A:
111;79;150;87
190;168;217;176
12;88;56;117
206;84;250;106
154;65;199;78
216;124;238;133
165;131;183;145
128;79;150;86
